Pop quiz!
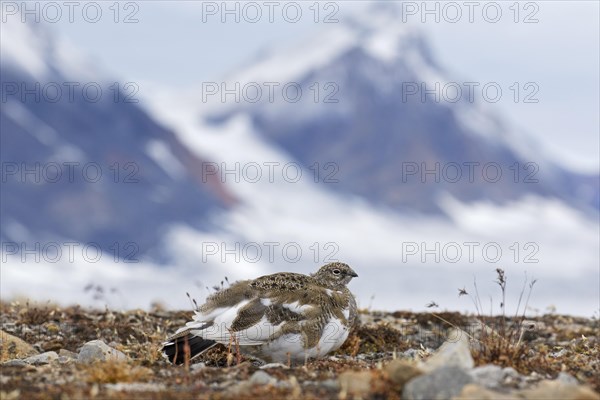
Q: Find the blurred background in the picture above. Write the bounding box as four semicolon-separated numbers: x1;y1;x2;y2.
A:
1;1;598;316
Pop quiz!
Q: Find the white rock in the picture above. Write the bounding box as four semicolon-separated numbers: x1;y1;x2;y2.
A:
78;340;127;363
249;370;277;386
556;372;578;385
190;362;206;371
260;362;289;369
105;383;166;392
420;329;474;372
403;366;473;400
469;365;505;389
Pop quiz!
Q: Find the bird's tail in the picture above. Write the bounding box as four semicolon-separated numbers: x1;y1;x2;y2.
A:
161;332;217;365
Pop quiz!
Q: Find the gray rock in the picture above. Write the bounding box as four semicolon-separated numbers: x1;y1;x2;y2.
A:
556;372;578;385
58;349;78;364
23;351;59;365
2;323;17;332
469;365;505;389
105;383;166;392
2;360;27;367
550;348;568;358
403;366;473;400
502;367;520;378
190;362;206;371
78;340;127;363
58;356;74;364
58;349;78;359
249;370;277;386
420;329;474;372
224;371;278;396
218;380;236;389
274;380;292;390
320;379;340;391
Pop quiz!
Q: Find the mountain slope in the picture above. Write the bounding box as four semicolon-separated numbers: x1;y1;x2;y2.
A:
0;21;234;257
205;6;598;214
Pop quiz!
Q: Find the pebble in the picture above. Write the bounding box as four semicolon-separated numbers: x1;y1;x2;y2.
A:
556;372;578;386
259;362;289;369
2;360;27;367
403;366;473;400
550;348;568;358
420;329;474;372
22;351;59;365
57;356;73;364
303;379;340;391
319;379;340;391
469;365;506;390
77;340;127;363
105;383;166;392
249;370;277;386
58;349;78;359
274;380;292;390
223;371;278;396
2;323;17;332
190;362;206;371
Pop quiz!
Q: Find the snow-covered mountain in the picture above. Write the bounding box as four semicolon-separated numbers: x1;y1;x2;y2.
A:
203;5;598;214
138;4;598;315
0;20;234;258
1;5;598;315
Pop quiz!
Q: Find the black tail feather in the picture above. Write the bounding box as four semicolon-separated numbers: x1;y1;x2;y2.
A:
162;334;216;365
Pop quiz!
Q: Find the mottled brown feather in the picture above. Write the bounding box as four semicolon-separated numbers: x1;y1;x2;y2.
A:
163;262;358;363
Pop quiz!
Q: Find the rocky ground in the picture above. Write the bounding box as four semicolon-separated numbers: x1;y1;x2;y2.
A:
0;301;598;399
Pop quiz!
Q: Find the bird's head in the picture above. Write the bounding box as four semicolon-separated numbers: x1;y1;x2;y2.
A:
313;262;358;289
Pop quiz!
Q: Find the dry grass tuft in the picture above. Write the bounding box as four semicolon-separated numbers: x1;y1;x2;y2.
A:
348;323;410;354
434;268;586;382
337;330;361;357
465;269;539;371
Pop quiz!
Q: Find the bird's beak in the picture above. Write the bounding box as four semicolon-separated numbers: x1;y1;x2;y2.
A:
348;271;358;278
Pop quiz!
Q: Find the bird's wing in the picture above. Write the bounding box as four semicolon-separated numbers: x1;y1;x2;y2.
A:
182;297;315;346
249;273;310;292
176;276;331;346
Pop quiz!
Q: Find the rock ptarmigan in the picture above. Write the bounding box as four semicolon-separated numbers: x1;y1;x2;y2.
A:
161;262;358;364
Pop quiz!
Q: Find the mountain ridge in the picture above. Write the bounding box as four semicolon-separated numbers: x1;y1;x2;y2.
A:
200;8;598;214
0;20;234;257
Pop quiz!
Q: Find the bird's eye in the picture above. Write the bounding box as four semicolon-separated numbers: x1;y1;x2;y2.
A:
333;269;341;275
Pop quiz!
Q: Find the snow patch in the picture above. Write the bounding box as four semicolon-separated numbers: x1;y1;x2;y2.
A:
145;139;185;180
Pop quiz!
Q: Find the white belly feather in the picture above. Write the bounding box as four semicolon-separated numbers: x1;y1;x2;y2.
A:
180;299;351;362
258;316;350;362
